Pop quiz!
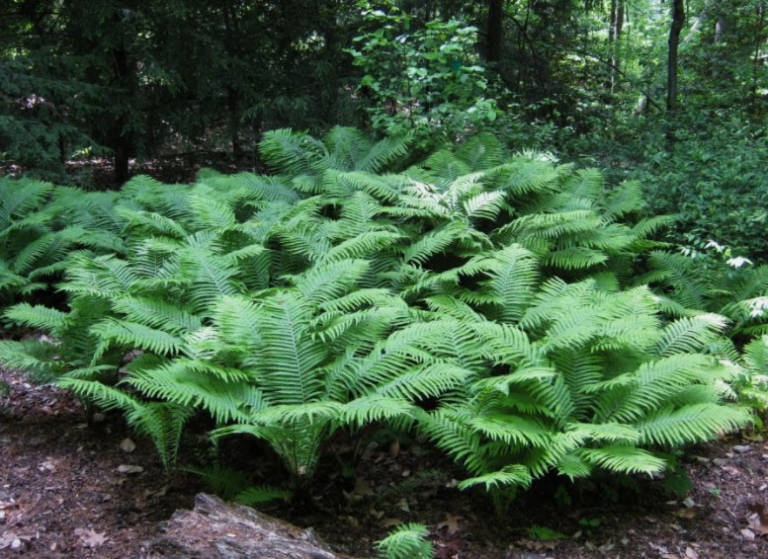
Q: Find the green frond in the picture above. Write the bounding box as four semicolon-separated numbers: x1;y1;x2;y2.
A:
0;178;53;227
579;446;666;475
655;314;727;356
4;303;70;331
546;247;609;270
111;296;202;334
556;453;593;480
259;128;327;176
455;133;505;171
91;319;184;359
341;395;417;428
374;363;471;400
635;404;749;446
235;486;293;506
322;231;402;263
468;414;550;446
457;464;533;491
376;523;433;559
289;259;369;305
604;180;645;219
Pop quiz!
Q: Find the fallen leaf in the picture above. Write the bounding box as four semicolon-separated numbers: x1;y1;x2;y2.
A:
380;518;403;528
119;438;136;453
116;464;143;474
674;508;697;519
74;528;107;548
388;439;400;458
747;500;768;535
685;546;699;559
741;528;756;541
437;513;462;534
353;478;373;497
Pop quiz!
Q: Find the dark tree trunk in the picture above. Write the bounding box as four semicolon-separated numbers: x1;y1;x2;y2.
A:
666;0;685;111
112;44;135;185
751;3;766;115
486;0;503;63
227;86;242;158
223;1;242;159
114;139;131;185
608;0;623;91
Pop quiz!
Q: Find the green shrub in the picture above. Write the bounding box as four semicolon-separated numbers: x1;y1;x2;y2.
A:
348;9;498;151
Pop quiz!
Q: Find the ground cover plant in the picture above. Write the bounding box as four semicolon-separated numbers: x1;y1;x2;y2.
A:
0;128;762;510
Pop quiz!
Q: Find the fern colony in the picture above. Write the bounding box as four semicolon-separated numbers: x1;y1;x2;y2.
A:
0;128;761;498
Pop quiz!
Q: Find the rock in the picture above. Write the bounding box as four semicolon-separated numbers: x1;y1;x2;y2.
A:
116;464;144;474
733;445;752;454
149;493;355;559
713;458;728;466
10;538;21;551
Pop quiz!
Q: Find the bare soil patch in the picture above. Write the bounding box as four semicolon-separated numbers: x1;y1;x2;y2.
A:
2;367;767;558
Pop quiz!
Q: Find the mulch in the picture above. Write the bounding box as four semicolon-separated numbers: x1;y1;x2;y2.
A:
2;366;768;558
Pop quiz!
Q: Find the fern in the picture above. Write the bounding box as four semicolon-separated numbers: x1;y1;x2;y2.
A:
377;523;433;559
0;128;753;502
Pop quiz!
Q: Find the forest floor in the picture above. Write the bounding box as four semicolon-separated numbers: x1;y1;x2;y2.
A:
2;366;768;559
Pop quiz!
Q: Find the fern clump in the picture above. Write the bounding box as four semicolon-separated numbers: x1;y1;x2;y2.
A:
0;127;753;497
377;523;433;559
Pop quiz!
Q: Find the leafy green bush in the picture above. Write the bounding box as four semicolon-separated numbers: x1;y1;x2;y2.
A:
0;177;127;316
570;113;768;262
0;128;753;500
348;9;497;151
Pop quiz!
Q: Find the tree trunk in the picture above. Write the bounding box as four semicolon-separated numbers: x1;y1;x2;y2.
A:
751;3;766;115
227;86;242;158
610;0;624;92
666;0;685;111
486;0;503;63
112;43;134;185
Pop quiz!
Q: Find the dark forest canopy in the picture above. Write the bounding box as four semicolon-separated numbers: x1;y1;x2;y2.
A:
2;0;768;255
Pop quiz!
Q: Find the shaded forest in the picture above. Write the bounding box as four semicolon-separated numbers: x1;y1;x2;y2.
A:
3;2;768;558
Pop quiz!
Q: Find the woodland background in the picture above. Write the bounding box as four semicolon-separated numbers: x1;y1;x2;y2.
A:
3;3;768;557
3;0;767;257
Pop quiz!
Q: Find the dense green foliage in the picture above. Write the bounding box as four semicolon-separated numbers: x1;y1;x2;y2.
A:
5;1;768;261
349;10;498;150
3;3;768;536
0;129;759;500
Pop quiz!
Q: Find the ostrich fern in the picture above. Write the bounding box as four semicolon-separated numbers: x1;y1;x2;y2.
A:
0;128;754;495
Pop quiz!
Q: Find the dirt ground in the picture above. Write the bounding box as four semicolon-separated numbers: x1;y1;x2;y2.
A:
2;366;768;559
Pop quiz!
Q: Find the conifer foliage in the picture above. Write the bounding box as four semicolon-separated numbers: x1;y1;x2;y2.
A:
0;128;754;495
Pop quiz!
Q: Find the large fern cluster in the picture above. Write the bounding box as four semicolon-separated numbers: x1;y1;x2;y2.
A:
0;178;125;310
0;127;753;495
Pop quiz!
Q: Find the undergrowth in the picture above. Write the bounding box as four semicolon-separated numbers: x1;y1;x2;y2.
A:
0;127;764;504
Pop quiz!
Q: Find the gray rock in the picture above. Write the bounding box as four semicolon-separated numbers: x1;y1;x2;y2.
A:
149;493;355;559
